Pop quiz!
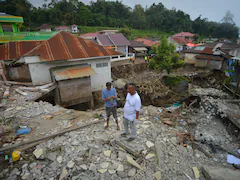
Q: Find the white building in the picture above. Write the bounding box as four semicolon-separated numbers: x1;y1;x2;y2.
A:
71;24;79;33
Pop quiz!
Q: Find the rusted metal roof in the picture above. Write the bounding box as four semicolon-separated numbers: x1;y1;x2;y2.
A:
26;31;121;62
52;65;96;81
195;55;224;61
135;38;159;47
0;41;43;60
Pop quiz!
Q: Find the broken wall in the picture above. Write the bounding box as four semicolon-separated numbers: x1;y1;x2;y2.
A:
6;64;31;82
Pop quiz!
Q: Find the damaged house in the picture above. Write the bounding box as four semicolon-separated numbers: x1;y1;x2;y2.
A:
0;31;121;107
184;43;234;70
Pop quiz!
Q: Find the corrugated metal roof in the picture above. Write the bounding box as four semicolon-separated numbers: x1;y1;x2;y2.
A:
195;55;224;61
52;65;96;81
129;40;146;47
97;34;114;46
40;24;51;29
171;37;193;45
26;31;121;61
108;33;131;46
0;41;43;60
135;38;158;47
80;32;99;37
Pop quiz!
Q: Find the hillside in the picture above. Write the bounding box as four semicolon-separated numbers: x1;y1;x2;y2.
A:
78;26;172;39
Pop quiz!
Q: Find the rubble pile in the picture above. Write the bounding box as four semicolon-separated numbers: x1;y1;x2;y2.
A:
1;82;240;180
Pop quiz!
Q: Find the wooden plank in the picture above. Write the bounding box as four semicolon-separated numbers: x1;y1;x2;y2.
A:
0;119;105;152
3;81;33;86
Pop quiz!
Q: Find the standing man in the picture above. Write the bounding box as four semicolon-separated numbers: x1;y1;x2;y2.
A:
122;83;141;141
102;82;119;130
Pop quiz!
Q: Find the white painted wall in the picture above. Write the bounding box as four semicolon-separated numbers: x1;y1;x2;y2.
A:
25;56;111;91
117;45;128;56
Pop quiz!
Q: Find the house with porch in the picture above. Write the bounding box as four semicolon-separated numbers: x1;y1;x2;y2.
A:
0;32;121;107
128;40;148;57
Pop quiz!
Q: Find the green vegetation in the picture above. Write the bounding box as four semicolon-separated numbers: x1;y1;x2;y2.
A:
0;0;238;39
164;76;190;86
148;36;184;74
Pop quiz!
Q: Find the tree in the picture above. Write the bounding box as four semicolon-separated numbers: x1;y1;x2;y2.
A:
119;27;131;39
221;10;235;25
148;36;183;74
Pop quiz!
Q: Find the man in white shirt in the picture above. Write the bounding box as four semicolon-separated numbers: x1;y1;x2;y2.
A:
121;82;141;141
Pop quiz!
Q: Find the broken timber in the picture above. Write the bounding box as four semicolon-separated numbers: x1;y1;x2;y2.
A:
27;85;56;101
0;119;105;152
3;81;33;86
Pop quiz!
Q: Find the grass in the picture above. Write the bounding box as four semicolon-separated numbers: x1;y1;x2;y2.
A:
78;26;172;39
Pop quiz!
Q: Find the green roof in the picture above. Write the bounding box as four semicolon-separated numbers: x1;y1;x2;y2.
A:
0;32;58;43
0;14;24;23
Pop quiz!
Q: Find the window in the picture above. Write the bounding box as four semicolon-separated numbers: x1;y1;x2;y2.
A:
96;62;108;68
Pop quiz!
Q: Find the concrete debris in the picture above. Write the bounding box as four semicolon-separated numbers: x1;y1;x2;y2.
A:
1;79;240;180
192;167;200;179
146;141;155;148
33;148;43;159
104;150;111;157
154;171;161;180
126;155;143;170
202;165;240;180
100;162;110;169
67;160;75;168
59;168;68;180
146;153;156;159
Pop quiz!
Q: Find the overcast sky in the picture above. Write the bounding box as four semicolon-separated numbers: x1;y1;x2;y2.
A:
29;0;240;26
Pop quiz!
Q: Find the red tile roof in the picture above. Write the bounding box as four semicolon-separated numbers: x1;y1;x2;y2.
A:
173;32;196;37
171;37;193;45
40;24;51;29
135;38;158;47
0;41;43;60
25;31;121;62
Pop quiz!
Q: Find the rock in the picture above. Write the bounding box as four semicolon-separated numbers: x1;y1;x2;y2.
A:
116;164;124;172
154;171;161;180
59;168;68;180
117;171;127;178
170;137;177;145
128;168;136;177
33;148;44;159
126;155;143;170
21;171;30;180
22;163;28;169
108;169;116;174
146;153;156;160
104;150;111;157
202;165;240;180
57;156;63;164
29;162;37;169
112;163;119;170
100;162;110;169
89;163;97;173
192;167;200;179
98;169;107;174
80;164;88;170
110;152;117;160
146;141;154;148
67;160;75;168
72;140;79;146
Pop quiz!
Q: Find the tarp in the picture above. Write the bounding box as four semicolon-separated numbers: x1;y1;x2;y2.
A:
133;47;148;51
